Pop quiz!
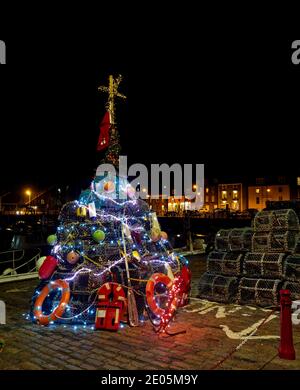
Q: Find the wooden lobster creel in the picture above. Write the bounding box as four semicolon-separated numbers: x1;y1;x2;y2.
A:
215;228;253;252
238;277;282;307
243;252;285;279
198;272;239;303
252;232;271;252
282;281;300;301
254;209;299;232
283;254;300;282
269;230;298;253
252;231;298;253
215;229;231;252
230;228;253;251
207;251;243;276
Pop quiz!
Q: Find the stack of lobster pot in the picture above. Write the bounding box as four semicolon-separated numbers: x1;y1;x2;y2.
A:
198;227;253;303
239;209;300;307
283;253;300;301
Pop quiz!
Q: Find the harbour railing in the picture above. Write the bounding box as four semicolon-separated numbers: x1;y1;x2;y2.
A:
0;248;40;283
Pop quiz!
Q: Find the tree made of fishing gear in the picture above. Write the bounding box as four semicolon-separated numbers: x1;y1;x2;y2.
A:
30;75;191;332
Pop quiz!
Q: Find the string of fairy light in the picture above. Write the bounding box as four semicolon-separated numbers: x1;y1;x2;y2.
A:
27;184;190;331
27;74;191;333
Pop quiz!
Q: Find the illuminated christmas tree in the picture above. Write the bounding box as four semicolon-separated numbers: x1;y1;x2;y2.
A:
30;75;191;332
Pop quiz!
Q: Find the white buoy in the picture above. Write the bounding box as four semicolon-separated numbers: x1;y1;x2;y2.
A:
2;268;17;276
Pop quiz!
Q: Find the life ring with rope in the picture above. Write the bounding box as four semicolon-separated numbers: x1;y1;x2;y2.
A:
33;279;70;326
146;273;177;318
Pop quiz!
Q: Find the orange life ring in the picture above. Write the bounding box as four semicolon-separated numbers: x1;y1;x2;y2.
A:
33;279;70;326
146;273;176;318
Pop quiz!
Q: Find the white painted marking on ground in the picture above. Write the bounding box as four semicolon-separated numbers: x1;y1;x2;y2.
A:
220;315;279;340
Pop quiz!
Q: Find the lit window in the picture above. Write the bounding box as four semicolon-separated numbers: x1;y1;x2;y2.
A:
206;188;209;193
267;188;271;193
256;188;260;194
297;177;300;186
222;190;227;200
233;190;238;199
211;195;215;202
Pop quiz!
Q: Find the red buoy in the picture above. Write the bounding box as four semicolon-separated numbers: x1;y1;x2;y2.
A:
278;289;296;360
39;256;58;280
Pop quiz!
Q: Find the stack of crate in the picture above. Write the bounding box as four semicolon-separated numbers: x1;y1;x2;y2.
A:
239;209;300;307
282;254;300;301
198;209;300;307
251;209;299;253
198;227;252;303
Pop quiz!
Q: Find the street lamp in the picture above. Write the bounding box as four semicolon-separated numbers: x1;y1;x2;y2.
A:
25;190;31;206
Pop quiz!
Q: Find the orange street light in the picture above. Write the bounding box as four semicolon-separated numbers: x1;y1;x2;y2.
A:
25;189;31;205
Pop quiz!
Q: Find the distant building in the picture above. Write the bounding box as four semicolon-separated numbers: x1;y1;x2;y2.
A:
218;183;244;211
248;184;290;211
148;176;297;215
203;185;218;211
149;196;194;216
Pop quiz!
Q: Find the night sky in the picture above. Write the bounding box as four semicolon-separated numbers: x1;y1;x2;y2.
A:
0;29;299;196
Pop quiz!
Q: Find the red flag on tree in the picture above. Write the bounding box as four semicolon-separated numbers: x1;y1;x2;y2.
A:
97;111;111;151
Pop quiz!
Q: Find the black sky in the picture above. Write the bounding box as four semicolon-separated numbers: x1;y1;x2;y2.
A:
0;28;299;194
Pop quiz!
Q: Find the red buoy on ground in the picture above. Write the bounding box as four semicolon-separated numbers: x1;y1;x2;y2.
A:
278;289;296;360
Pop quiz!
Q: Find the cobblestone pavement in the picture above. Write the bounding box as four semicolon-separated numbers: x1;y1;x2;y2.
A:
0;255;299;370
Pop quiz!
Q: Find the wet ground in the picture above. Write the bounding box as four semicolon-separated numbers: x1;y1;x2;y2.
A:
0;255;299;370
